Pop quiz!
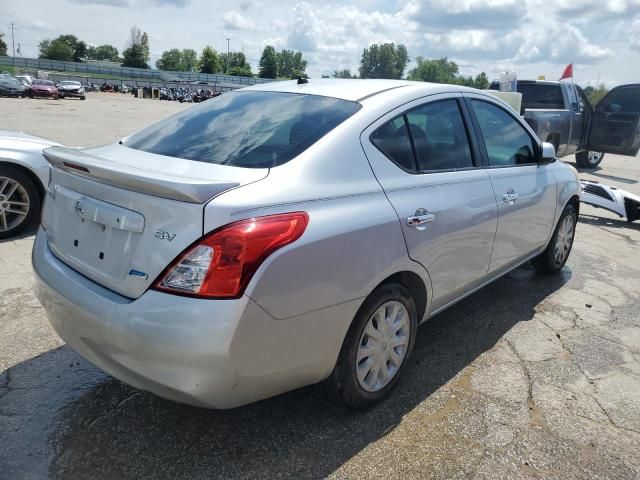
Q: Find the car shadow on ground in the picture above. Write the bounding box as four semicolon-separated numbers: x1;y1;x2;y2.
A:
579;214;640;232
0;226;37;244
1;265;571;479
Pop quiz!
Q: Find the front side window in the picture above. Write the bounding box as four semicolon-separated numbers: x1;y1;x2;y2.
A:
124;91;361;168
471;100;536;166
596;86;640;113
405;100;473;171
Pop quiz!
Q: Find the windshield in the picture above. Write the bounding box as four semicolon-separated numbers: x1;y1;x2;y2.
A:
123;91;361;168
33;80;54;86
61;81;81;86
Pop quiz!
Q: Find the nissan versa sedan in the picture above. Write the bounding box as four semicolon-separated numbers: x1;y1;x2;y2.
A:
35;78;612;409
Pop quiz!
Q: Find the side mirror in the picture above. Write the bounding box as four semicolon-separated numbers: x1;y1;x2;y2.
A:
540;142;556;164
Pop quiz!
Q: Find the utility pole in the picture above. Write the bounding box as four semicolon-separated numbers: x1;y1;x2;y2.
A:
10;23;16;69
226;38;230;74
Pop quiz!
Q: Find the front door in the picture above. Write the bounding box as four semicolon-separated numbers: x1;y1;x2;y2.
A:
588;84;640;156
465;95;557;274
361;94;498;310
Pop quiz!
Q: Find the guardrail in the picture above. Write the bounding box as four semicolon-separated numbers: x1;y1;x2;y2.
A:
0;56;275;85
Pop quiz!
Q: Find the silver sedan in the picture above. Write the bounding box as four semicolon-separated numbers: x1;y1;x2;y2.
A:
34;79;582;408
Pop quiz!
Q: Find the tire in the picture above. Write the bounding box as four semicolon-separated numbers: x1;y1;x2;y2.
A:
532;204;577;274
81;96;86;100
0;165;41;239
326;282;417;408
576;150;605;169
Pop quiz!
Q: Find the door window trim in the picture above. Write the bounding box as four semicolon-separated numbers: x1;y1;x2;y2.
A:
463;96;541;169
368;97;483;175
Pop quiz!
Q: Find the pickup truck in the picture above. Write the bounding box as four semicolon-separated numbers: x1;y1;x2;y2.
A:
489;80;640;168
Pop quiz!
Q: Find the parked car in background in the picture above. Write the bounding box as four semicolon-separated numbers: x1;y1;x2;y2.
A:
58;80;86;100
0;77;27;98
15;74;34;86
34;79;589;410
0;130;60;238
28;79;59;99
489;80;640;168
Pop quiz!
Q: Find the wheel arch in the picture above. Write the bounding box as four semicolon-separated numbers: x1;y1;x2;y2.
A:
369;270;429;324
0;160;45;202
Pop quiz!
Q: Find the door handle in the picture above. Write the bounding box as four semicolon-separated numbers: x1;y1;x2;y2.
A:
503;189;519;203
407;209;435;227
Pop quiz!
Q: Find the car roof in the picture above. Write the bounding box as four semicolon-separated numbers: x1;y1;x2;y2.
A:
240;78;472;102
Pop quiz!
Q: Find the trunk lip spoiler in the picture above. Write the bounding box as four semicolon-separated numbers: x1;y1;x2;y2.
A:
43;146;241;204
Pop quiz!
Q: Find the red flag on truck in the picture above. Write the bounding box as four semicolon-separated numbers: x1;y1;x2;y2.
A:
559;63;573;80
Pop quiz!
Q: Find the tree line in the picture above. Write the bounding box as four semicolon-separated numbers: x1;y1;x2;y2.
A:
1;29;612;98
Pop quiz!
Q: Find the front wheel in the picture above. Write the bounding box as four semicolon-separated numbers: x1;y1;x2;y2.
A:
0;165;41;239
533;204;577;274
576;150;605;169
326;282;417;408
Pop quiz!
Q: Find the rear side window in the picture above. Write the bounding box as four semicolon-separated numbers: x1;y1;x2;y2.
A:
370;116;415;170
124;91;361;168
471;100;536;166
405;100;473;171
517;83;565;109
371;99;473;172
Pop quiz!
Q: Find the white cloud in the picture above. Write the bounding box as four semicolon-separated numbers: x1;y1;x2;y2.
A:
222;10;256;30
2;0;638;84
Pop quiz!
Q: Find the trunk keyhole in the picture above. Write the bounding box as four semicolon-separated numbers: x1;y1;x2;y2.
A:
99;252;104;260
73;240;78;247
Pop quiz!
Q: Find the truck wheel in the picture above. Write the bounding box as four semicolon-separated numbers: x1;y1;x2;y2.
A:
576;150;605;169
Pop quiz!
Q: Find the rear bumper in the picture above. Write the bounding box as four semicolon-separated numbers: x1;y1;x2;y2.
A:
32;228;352;408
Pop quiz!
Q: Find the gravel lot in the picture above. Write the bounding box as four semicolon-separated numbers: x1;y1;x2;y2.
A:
1;93;639;479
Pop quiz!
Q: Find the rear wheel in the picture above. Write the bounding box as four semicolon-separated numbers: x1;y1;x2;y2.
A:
576;150;605;169
0;165;41;239
326;282;417;408
533;204;577;274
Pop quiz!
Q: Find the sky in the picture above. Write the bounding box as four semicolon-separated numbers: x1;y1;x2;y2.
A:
2;0;639;86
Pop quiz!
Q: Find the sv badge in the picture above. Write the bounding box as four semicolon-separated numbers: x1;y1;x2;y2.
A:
154;230;176;242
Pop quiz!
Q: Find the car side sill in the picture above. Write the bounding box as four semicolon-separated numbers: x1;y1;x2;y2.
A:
426;249;545;320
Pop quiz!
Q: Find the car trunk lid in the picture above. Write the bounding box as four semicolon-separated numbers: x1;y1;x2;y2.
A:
41;144;268;299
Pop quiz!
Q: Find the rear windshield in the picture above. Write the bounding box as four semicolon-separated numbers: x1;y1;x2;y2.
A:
517;83;565;109
123;91;361;168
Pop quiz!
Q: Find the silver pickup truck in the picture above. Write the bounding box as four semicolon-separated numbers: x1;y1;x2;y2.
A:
489;80;640;168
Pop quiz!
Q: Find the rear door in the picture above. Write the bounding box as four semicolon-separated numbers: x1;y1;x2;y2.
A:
588;84;640;156
465;94;557;274
361;93;498;311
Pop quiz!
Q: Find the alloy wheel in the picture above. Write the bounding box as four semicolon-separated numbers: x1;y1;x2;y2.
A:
0;176;30;233
356;300;411;392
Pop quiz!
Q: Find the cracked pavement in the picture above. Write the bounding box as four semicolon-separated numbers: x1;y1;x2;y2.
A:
1;95;639;479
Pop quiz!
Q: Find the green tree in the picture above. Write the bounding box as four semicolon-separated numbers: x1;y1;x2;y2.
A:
181;49;198;72
0;33;7;56
88;44;119;61
220;52;252;76
407;56;489;89
276;49;307;78
198;46;223;74
38;38;74;61
333;69;357;79
122;27;150;69
584;85;608;105
156;49;183;70
258;45;278;78
359;43;408;79
38;34;88;62
73;40;88;62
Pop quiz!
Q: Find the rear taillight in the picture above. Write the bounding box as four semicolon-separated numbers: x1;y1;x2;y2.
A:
153;212;309;299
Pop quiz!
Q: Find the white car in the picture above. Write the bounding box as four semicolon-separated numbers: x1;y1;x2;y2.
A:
0;130;59;238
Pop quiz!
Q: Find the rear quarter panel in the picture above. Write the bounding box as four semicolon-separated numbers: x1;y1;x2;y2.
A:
204;113;433;321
